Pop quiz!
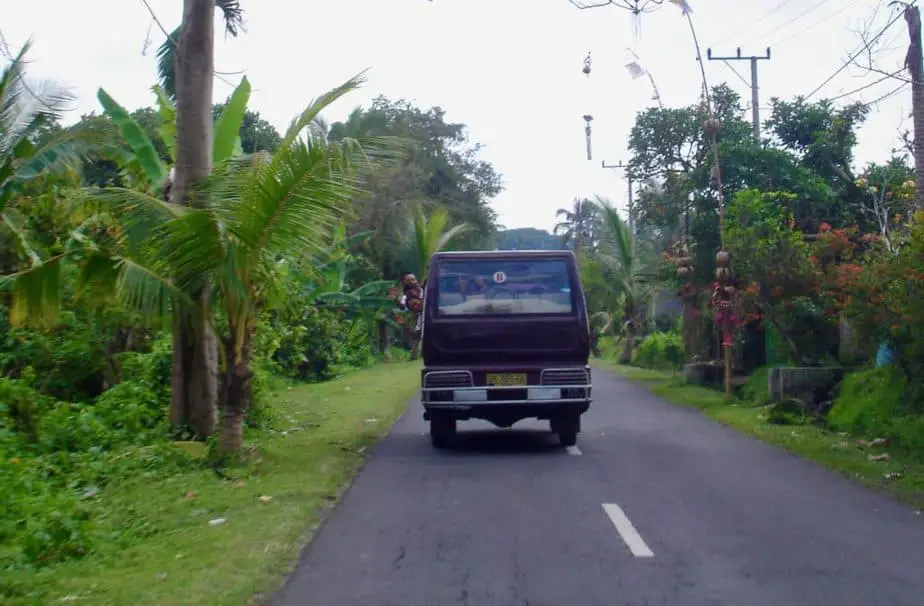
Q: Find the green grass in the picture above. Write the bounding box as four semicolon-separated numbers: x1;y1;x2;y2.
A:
3;362;421;606
598;361;924;510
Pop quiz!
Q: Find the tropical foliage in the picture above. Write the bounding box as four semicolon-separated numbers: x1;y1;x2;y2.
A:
0;40;501;582
576;71;924;466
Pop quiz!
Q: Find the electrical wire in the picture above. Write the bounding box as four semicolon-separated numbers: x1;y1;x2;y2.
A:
861;82;908;107
746;0;834;46
712;0;798;47
805;3;912;99
722;60;752;87
768;0;865;46
825;69;904;101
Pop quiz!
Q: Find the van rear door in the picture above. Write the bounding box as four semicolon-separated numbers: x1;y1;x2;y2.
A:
422;255;589;365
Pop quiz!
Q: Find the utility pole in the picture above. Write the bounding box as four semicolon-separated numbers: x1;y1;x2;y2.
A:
898;2;924;211
706;47;771;140
602;160;634;234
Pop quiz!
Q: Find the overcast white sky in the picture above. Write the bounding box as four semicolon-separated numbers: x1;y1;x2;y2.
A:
2;0;913;231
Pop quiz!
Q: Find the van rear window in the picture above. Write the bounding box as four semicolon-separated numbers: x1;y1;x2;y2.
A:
434;259;574;315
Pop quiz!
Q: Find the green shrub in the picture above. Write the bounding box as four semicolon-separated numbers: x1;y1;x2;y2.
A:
738;365;781;405
0;308;107;402
633;332;684;371
828;366;924;458
270;309;345;382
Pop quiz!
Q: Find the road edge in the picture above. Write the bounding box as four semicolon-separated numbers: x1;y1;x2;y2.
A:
594;360;924;511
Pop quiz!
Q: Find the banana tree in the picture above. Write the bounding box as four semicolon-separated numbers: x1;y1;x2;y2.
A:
94;76;251;194
282;222;395;316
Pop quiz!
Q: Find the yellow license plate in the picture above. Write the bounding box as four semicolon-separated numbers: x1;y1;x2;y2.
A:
486;373;527;386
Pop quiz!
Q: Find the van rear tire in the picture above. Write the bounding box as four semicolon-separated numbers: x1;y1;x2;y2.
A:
552;415;580;447
557;430;578;447
430;414;456;449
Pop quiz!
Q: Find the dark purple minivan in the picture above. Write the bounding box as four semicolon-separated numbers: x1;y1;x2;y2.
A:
419;250;592;448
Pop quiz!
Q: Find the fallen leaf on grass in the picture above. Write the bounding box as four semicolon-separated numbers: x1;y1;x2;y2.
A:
258;495;273;504
884;472;902;480
868;453;890;462
184;491;198;500
208;518;227;527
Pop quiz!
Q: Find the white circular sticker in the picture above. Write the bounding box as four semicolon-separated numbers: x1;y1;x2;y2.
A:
493;271;506;284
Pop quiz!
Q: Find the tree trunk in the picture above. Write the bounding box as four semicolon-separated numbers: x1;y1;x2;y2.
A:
378;320;388;354
904;5;924;211
168;0;218;438
619;319;636;364
219;329;254;454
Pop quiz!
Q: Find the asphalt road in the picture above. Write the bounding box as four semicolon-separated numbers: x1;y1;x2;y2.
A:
272;367;924;606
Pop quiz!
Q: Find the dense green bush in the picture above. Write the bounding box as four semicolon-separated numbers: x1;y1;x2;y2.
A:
828;366;924;458
0;337;193;573
0;308;108;402
268;309;375;382
633;332;684;371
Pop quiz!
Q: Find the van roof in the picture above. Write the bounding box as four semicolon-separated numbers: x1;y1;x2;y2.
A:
431;249;576;261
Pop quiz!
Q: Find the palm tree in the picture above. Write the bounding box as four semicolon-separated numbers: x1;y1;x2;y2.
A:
0;41;95;292
2;74;379;454
94;76;250;436
553;197;598;252
406;203;469;281
151;0;248;439
397;203;468;359
155;0;245;101
594;196;651;364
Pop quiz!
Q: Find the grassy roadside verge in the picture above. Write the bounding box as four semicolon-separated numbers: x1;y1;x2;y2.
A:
597;361;924;510
4;362;421;606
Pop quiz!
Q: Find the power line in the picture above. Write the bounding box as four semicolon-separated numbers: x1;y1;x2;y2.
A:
805;4;910;99
769;0;865;47
713;0;797;47
826;69;904;101
748;0;834;46
722;60;751;87
861;82;907;107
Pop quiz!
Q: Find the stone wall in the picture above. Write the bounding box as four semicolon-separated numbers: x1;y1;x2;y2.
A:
768;367;849;413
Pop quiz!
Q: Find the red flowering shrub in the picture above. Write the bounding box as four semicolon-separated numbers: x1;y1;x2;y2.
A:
839;213;924;400
726;189;836;363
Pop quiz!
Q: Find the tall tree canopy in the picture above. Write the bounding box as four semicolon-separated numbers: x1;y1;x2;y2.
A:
327;96;502;278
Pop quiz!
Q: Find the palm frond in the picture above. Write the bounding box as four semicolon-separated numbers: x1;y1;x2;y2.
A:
407;203;469;279
0;253;67;327
0;40;75;158
215;0;245;36
278;73;368;151
113;256;201;328
595;197;635;272
159;208;227;291
155;27;180;100
229;135;360;270
79;187;184;257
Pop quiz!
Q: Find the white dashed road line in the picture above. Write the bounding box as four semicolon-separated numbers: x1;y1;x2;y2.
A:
602;503;654;558
565;445;582;455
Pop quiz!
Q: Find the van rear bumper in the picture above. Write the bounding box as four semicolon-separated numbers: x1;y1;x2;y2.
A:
422;399;590;423
420;366;591;425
